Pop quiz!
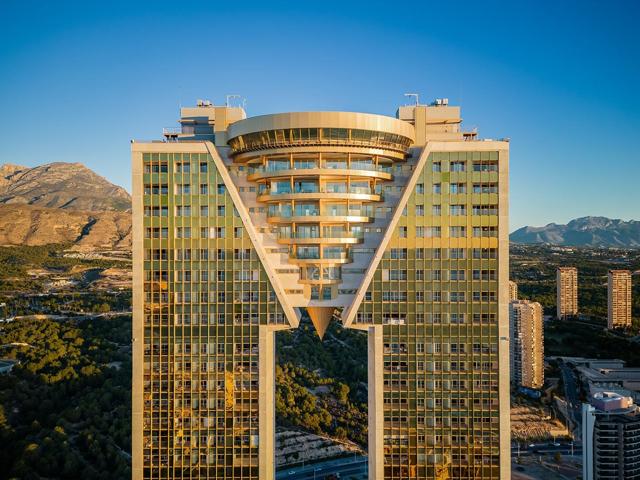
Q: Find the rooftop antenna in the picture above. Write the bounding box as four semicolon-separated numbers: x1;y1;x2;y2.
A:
226;94;240;107
404;93;420;106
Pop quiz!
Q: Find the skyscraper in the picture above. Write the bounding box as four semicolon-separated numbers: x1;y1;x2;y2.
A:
608;270;632;329
132;98;510;479
509;300;544;390
582;392;640;480
557;267;578;320
509;280;518;301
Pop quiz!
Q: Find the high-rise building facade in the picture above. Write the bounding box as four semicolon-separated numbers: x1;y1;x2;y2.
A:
582;392;640;480
557;267;578;320
509;300;544;390
509;281;518;301
608;270;632;329
132;99;510;479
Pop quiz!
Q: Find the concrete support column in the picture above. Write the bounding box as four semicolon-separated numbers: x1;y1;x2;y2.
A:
368;325;384;479
259;327;276;480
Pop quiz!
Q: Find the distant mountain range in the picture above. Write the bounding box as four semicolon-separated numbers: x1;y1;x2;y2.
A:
0;163;131;251
511;217;640;248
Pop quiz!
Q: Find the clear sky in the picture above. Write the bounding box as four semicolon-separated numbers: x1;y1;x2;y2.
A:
1;0;638;230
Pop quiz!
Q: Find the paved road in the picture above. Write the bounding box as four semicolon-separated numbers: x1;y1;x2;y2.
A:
560;363;581;428
276;456;367;480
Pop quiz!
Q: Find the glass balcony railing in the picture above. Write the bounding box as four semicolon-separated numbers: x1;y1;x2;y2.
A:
259;187;380;197
248;162;393;174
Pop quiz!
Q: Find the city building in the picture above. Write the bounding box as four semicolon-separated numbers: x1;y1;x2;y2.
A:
132;98;510;479
509;300;544;390
608;270;632;329
557;267;578;319
582;392;640;480
509;280;518;301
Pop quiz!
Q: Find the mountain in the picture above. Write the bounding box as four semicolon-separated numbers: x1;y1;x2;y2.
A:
0;162;130;212
0;162;132;251
511;216;640;248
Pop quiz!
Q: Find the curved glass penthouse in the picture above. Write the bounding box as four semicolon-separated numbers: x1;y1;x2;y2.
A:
132;99;510;479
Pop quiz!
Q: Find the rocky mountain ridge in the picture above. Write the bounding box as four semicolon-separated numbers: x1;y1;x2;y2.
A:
0;162;132;251
510;216;640;248
0;162;130;212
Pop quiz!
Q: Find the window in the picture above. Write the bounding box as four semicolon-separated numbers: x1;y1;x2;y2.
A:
416;227;425;238
416;270;424;281
217;205;226;216
199;162;208;173
450;205;466;216
450;161;465;172
215;227;225;238
473;248;497;259
234;227;244;238
176;227;191;239
450;270;465;281
176;205;191;216
417;343;425;353
431;270;442;281
217;184;226;194
144;206;168;217
450;226;466;238
175;162;191;173
416;183;424;194
449;248;465;259
390;248;407;259
473;160;498;172
200;205;209;217
398;226;407;238
472;204;498;216
389;269;407;280
416;291;424;302
217;249;226;260
473;226;498;238
176;184;191;194
432;205;441;216
200;184;208;195
432;183;441;194
450;292;465;302
425;226;441;238
473;182;498;194
450;183;466;194
432;162;441;172
416;205;424;216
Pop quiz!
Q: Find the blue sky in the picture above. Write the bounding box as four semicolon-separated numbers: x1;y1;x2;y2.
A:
1;0;638;230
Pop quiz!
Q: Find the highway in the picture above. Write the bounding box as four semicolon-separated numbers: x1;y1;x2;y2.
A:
276;456;367;480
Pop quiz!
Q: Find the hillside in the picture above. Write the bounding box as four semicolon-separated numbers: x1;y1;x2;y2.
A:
0;162;132;250
0;162;130;212
0;204;131;251
511;216;640;248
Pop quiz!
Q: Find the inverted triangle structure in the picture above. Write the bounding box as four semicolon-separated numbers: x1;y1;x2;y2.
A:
341;143;434;328
204;142;300;328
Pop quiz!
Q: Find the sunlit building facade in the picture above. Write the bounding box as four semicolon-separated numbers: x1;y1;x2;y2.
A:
509;281;518;301
608;270;632;329
509;300;544;390
557;267;578;320
132;98;510;479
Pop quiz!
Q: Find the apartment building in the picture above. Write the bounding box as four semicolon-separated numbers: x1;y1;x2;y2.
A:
509;300;544;390
557;267;578;319
132;98;510;479
608;270;632;329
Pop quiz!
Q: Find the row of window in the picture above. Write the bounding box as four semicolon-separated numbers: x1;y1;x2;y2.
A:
397;226;498;239
418;182;498;195
386;342;495;354
383;269;497;281
431;160;499;173
144;184;227;195
387;248;497;260
356;312;497;325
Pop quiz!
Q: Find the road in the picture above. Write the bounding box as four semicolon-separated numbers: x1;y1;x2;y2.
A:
276;456;367;480
560;363;581;430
